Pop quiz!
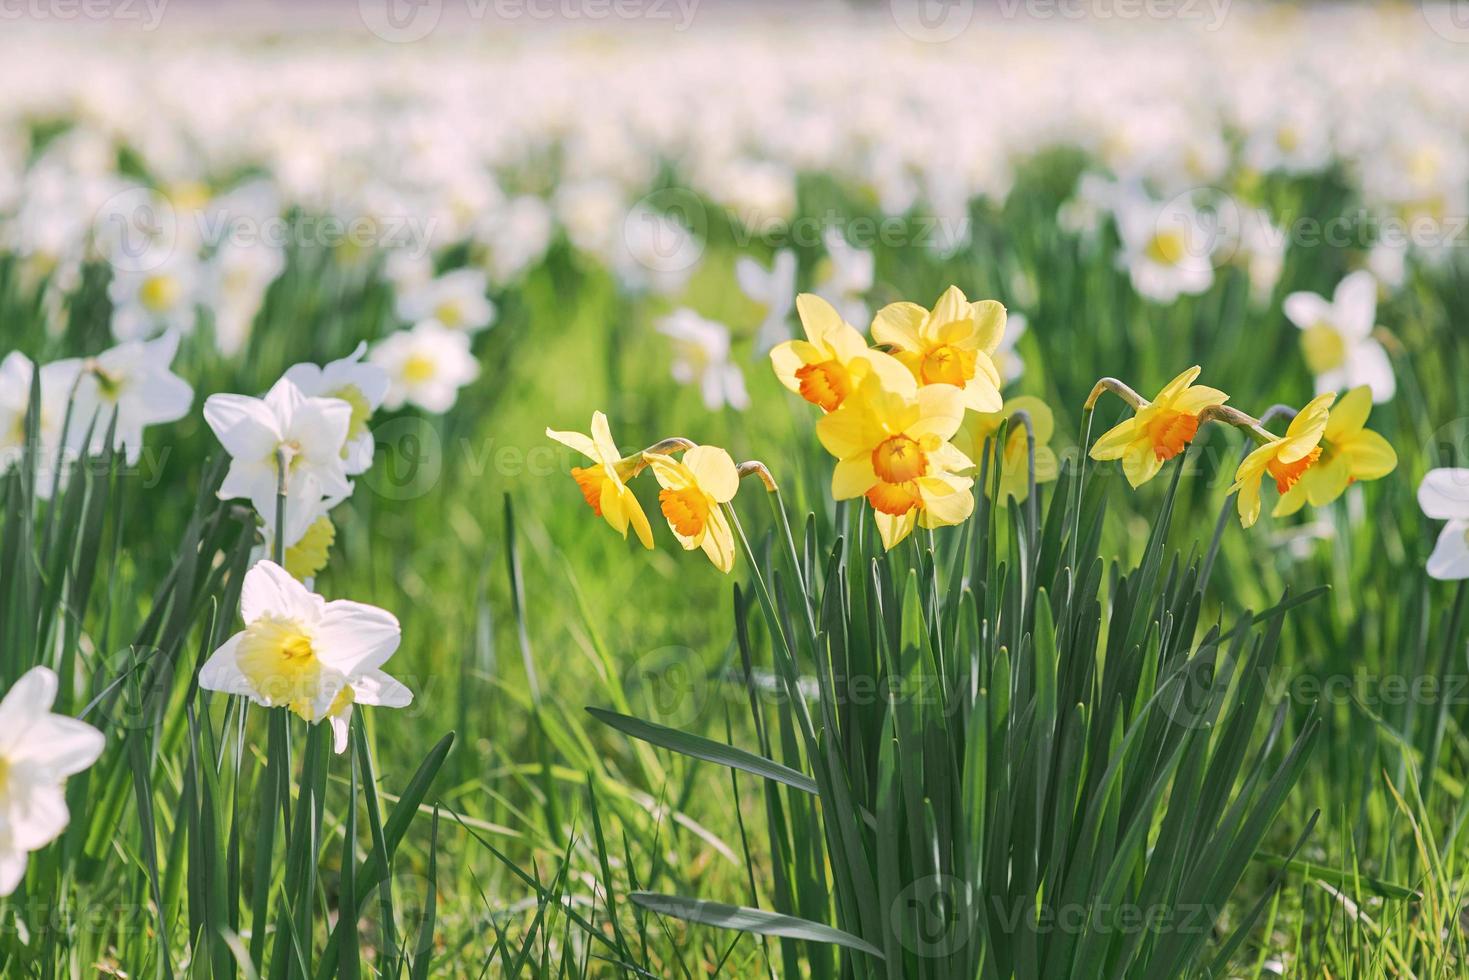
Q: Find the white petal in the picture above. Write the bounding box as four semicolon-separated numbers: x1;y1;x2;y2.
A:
350;670;414;708
1333;270;1377;338
1345;340;1395;404
10;782;69;851
15;717;104;777
1419;470;1469;521
204;394;279;460
0;667;59;744
329;710;351;754
1427;522;1469;581
1282;291;1331;331
312;600;401;675
0;847;27;896
198;634;252;697
239;561;317;624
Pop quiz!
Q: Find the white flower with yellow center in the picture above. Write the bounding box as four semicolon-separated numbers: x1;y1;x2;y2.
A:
71;332;194;466
199;560;412;753
1284;270;1395;404
0;666;105;895
0;352;84;500
657;309;749;412
107;250;200;342
369;320;481;413
1115;193;1216;303
204;377;353;546
282;343;389;475
394;268;496;334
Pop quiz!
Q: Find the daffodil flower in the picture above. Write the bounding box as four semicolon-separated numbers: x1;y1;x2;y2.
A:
1272;386;1396;518
71;332;194;466
1230;392;1336;529
370;320;481;413
770;294;911;413
736;249;796;352
0;351;82;499
199;560;411;753
957;395;1060;503
1419;469;1469;581
816;374;973;550
0;666;105;896
1089;366;1228;487
282;343;390;475
1284;270;1395;403
395;268;496;334
872;285;1005;413
546;411;654;550
642;445;740;573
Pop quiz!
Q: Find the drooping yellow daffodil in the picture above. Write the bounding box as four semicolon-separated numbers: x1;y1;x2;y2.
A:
770;294;912;412
642;445;740;573
1272;386;1397;518
817;373;974;549
1230;392;1336;528
872;285;1005;413
957;396;1061;503
546;411;653;549
1089;366;1229;487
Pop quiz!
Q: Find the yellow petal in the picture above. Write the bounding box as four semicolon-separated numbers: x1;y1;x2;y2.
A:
832;454;878;500
1325;385;1373;441
1123;443;1165;488
871;301;928;351
1089;417;1138;461
546;426;598;460
683;445;739;502
701;506;736;573
972;300;1007;354
1153;366;1203;406
928;285;969;333
643;452;691;490
589;411;621;464
1170;385;1229;414
910;384;967;441
796;293;847;347
1342;429;1398;480
874;509;917;550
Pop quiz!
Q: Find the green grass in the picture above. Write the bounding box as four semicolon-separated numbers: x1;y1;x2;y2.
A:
3;152;1469;977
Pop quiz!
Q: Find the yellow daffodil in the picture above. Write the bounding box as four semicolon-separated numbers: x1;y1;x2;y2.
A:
957;396;1060;503
1089;366;1228;487
642;445;740;573
1230;392;1336;528
872;285;1005;413
546;411;653;549
1272;386;1397;518
284;515;335;581
770;293;911;412
817;373;974;549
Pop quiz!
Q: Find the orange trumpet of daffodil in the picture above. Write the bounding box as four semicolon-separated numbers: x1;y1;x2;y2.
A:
641;444;741;573
770;294;912;412
1230;392;1336;528
546;411;654;549
872;285;1006;413
1270;385;1397;518
1088;366;1229;487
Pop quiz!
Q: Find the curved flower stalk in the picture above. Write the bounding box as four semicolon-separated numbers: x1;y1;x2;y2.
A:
1084;368;1397;528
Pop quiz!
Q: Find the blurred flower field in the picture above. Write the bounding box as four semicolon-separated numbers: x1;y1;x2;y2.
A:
4;4;1469;977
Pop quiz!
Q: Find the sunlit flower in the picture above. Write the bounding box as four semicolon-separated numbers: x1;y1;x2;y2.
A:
282;343;389;475
814;227;873;327
657;309;749;411
203;377;353;545
1272;386;1396;518
1420;468;1469;580
71;332;193;466
108;251;199;342
394;268;496;334
198;560;411;753
993;311;1026;386
770;293;911;413
1115;194;1215;303
642;445;739;573
0;352;83;499
1230;392;1335;529
0;666;105;896
957;395;1059;503
816;374;973;550
370;320;480;413
736;248;796;352
203;239;284;357
872;285;1005;412
545;411;653;550
614;202;701;295
1284;270;1395;404
1089;366;1228;488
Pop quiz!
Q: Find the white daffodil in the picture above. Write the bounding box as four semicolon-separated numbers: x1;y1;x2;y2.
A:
735;249;796;353
613;201;701;296
815;228;873;327
394;268;496;334
657;309;750;412
203;377;353;545
1419;469;1469;581
1115;193;1216;303
1283;270;1395;404
0;352;83;499
0;666;106;895
198;561;411;753
282;343;388;475
993;311;1026;387
70;332;193;466
107;250;200;342
203;239;285;357
370;320;480;413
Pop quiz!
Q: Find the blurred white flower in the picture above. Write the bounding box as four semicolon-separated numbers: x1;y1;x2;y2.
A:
198;560;411;753
71;332;194;465
1283;271;1395;403
282;343;388;475
108;250;200;342
0;666;105;895
203;240;284;357
1368;240;1408;293
1419;469;1469;581
204;377;353;545
994;311;1026;386
474;195;553;286
815;228;873;327
614;202;701;295
370;320;481;413
736;249;796;353
1115;194;1215;303
0;352;83;499
1236;209;1287;308
395;268;495;334
657;309;749;412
